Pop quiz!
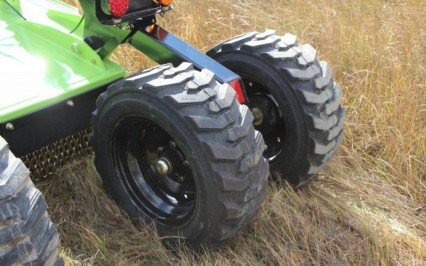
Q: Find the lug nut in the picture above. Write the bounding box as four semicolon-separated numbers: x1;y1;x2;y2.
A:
66;100;74;107
169;141;176;149
5;123;14;131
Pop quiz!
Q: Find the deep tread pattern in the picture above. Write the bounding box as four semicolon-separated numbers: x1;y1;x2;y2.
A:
315;61;332;89
255;29;276;40
309;114;339;131
208;84;236;112
241;37;280;52
219;32;258;52
283;64;321;81
262;48;300;62
239;131;267;172
298;44;317;67
208;30;344;185
299;88;332;104
92;63;269;250
0;137;63;266
187;115;232;131
321;131;344;163
278;33;297;50
225;105;254;142
327;108;345;141
205;140;251;161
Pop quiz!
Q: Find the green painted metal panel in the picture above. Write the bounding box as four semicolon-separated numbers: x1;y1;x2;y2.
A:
0;0;126;123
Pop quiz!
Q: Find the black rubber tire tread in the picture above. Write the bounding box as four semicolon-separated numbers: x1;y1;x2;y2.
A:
91;63;269;249
208;30;345;186
0;137;63;266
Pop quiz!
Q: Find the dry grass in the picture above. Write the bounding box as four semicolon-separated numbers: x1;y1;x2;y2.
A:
36;0;425;265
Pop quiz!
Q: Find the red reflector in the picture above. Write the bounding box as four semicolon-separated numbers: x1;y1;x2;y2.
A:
109;0;129;17
228;79;246;104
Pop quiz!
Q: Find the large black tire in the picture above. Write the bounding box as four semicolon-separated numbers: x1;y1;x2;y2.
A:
91;62;269;249
208;30;345;186
0;137;63;265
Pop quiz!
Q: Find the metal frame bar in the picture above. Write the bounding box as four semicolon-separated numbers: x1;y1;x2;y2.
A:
131;24;240;84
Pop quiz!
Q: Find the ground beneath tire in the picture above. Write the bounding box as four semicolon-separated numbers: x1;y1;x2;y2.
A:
36;155;425;265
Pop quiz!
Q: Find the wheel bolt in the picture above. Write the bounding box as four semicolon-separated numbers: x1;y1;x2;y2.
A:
169;141;176;149
5;123;14;131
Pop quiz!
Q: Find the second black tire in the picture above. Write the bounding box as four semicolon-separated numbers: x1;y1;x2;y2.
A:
208;30;345;186
0;137;63;265
91;63;269;249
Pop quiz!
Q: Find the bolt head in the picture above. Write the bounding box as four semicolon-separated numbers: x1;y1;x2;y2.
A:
70;43;79;54
5;123;14;131
66;100;74;107
169;141;176;149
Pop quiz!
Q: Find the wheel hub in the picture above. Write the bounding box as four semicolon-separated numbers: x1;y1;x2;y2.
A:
154;141;190;183
155;157;172;175
249;93;280;134
113;120;196;225
244;80;287;162
252;107;264;126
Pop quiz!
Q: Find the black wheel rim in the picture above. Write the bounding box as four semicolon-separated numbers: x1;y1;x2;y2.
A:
243;78;287;162
112;117;196;226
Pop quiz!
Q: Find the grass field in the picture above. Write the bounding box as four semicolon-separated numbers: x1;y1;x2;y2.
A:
37;0;425;265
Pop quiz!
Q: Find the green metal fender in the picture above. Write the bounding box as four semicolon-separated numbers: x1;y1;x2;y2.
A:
0;0;126;123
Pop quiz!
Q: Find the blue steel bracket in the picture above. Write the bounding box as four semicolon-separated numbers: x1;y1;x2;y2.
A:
130;24;241;84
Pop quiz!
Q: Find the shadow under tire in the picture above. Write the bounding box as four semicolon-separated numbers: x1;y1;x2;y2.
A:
91;63;269;250
208;30;345;186
0;137;63;266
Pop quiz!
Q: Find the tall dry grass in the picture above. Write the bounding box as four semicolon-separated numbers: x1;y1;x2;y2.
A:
37;0;425;265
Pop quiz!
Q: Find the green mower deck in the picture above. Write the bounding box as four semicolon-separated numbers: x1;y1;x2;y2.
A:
0;0;126;123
